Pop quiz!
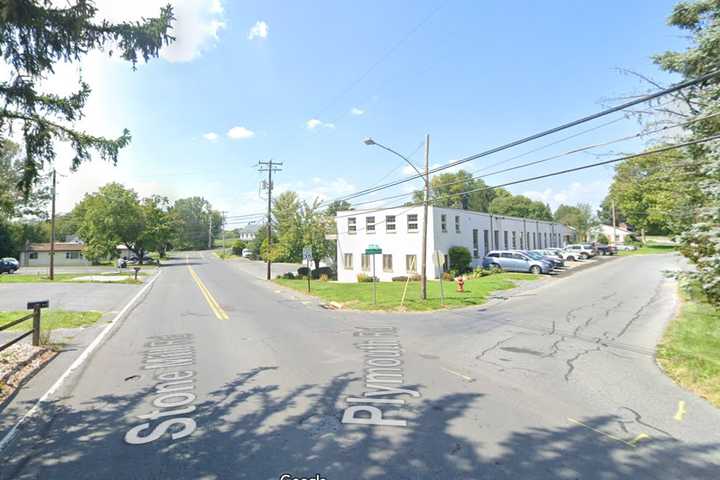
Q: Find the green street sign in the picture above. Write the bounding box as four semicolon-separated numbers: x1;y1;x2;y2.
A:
365;244;382;255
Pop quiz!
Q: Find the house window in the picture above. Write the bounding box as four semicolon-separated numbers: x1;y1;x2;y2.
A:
407;214;418;232
65;251;80;259
512;231;517;249
361;254;370;271
29;252;38;259
527;232;531;249
343;253;353;270
455;215;461;233
386;215;396;233
366;216;376;233
441;214;447;233
503;231;509;250
383;254;393;272
348;217;357;234
405;254;417;272
472;229;479;258
483;230;490;256
444;254;449;272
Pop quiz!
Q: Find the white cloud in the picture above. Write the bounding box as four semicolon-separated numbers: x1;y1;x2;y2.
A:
305;118;335;130
203;132;219;141
350;107;365;116
248;20;269;40
86;1;226;63
227;126;255;139
401;165;422;176
522;180;610;211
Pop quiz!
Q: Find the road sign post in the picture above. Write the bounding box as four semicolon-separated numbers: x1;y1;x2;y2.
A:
303;246;313;293
365;245;382;306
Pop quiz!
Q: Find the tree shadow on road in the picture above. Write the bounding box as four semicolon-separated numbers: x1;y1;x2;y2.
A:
1;367;718;479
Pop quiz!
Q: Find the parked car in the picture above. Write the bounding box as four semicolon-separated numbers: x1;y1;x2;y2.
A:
241;248;254;259
594;243;617;256
530;249;565;268
482;250;553;274
129;255;153;264
545;248;581;262
616;244;638;251
564;244;597;259
117;257;128;268
0;258;19;274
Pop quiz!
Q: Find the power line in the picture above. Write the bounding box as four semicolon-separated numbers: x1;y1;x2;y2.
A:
329;69;720;204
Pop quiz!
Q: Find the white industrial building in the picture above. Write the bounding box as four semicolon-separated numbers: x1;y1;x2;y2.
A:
335;205;575;282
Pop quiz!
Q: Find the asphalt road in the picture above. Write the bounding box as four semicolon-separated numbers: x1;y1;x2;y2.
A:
0;253;718;479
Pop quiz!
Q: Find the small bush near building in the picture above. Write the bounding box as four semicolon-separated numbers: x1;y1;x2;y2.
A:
297;267;310;277
596;233;610;244
231;240;247;256
356;273;377;283
441;271;454;281
392;274;421;282
448;246;472;275
392;276;408;282
311;267;334;280
319;273;329;282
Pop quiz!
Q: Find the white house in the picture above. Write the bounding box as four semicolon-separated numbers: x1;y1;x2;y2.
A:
335;205;575;282
20;241;91;267
591;224;634;244
237;223;262;242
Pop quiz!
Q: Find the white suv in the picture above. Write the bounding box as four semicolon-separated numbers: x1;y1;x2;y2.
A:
564;244;596;260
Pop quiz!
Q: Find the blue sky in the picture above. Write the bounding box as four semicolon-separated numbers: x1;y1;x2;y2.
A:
51;0;687;226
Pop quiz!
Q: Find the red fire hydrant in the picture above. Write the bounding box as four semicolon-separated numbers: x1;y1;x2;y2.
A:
455;276;465;293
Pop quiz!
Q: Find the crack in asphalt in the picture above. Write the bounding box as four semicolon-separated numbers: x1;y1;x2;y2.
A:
563;343;602;381
476;334;519;360
619;406;675;438
613;282;664;340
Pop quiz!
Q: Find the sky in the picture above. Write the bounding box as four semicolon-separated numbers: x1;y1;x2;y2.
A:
39;0;688;228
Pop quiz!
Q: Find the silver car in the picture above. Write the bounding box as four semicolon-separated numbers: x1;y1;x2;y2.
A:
482;250;553;274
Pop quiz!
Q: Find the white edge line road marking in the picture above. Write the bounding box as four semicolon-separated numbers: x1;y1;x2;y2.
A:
441;367;475;382
0;270;162;453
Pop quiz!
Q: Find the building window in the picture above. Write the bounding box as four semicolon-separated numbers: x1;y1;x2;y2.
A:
366;216;375;233
383;254;393;272
520;233;524;249
441;214;447;233
348;217;357;234
455;215;461;233
29;252;38;259
405;254;417;272
472;229;479;258
65;251;80;259
361;254;370;271
544;233;548;248
343;253;353;270
483;230;490;256
503;231;509;250
527;232;531;249
407;214;418;232
512;231;517;249
494;230;500;250
533;232;537;249
386;215;396;233
443;254;449;272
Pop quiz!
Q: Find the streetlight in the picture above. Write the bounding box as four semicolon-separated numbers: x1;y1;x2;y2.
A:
364;135;431;300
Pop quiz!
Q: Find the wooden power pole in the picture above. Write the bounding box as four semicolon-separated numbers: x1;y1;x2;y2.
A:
421;134;430;300
258;160;282;280
49;169;57;280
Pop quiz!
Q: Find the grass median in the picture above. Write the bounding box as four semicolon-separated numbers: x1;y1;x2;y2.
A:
0;310;103;332
275;272;539;312
618;245;676;256
657;281;720;407
0;272;148;284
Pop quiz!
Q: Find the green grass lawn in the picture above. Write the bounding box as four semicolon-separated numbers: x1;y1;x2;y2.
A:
0;310;103;332
275;272;539;312
657;281;720;407
618;245;677;256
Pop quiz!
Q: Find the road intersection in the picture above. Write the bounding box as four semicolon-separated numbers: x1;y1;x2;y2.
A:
0;253;718;479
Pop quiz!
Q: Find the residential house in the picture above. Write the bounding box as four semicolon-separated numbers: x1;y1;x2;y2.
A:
591;224;634;245
19;241;91;267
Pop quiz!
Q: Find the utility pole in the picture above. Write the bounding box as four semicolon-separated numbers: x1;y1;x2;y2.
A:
421;134;430;301
221;211;227;256
258;160;283;280
208;208;213;250
611;199;617;246
49;169;57;281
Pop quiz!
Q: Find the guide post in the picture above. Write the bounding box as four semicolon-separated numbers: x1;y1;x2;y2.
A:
303;246;313;293
365;244;382;306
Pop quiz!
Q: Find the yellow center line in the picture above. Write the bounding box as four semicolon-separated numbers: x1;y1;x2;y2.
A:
186;255;229;320
567;417;648;448
674;400;687;421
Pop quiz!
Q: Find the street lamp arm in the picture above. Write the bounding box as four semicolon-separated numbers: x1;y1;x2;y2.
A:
367;139;428;185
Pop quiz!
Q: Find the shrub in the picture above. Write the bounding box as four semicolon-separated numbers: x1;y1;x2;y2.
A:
441;271;453;281
311;266;334;280
448;246;472;274
357;273;376;283
231;239;247;256
282;272;295;280
596;233;610;245
392;276;408;282
297;266;310;277
319;273;329;282
409;273;421;281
